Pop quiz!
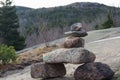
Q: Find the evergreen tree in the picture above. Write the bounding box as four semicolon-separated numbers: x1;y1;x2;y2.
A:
0;0;26;50
102;13;114;29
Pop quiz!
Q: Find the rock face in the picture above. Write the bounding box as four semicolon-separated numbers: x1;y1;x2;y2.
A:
63;37;85;48
43;48;96;64
74;62;114;80
64;30;88;37
31;62;66;79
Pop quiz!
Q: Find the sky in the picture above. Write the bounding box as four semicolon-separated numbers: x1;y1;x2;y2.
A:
11;0;120;8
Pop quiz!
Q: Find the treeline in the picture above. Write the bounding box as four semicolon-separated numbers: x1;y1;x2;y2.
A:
0;0;26;50
16;2;120;37
15;2;120;47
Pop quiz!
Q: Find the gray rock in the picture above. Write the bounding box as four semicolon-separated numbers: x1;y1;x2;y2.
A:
74;62;114;80
31;62;66;79
63;37;84;48
71;23;82;31
64;29;88;37
43;48;96;64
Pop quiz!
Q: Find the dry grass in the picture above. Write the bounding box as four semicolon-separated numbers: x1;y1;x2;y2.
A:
17;45;59;65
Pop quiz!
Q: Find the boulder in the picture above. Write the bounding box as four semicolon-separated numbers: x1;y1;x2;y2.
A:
63;37;85;48
64;29;88;37
74;62;114;80
31;62;66;79
43;48;96;64
71;23;82;31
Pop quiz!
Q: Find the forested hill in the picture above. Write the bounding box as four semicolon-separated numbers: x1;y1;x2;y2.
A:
15;2;120;47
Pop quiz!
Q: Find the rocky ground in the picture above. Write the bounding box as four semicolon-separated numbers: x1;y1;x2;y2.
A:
1;27;120;80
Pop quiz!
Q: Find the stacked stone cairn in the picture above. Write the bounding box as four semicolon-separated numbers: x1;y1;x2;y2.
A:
31;23;114;80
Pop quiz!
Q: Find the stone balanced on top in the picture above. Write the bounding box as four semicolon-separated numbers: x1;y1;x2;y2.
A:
31;23;114;80
64;23;87;48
